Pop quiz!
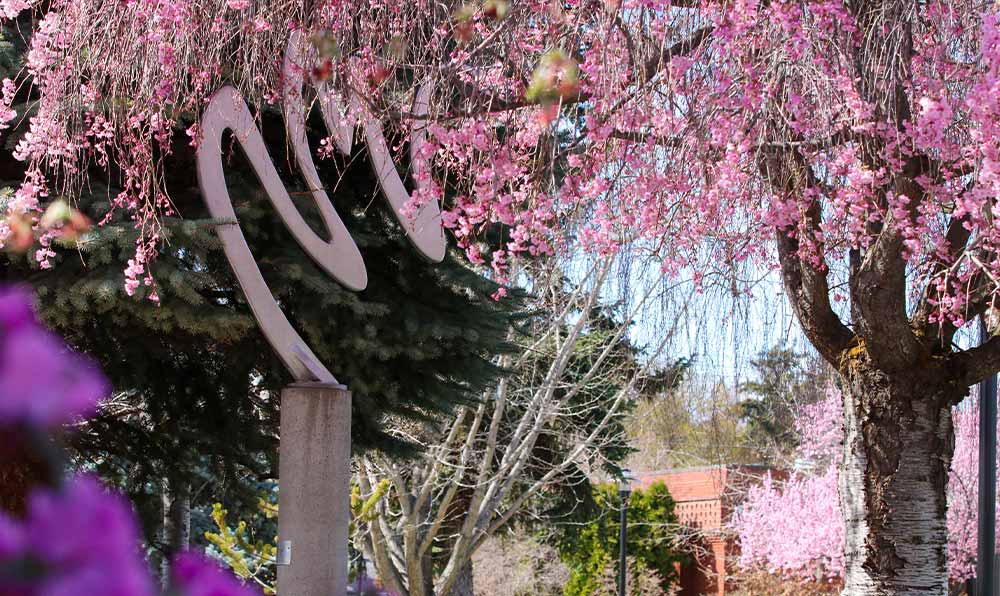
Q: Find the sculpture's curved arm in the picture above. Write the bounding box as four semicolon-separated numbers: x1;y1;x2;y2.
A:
282;33;368;290
363;81;445;262
195;36;447;383
285;31;446;264
196;85;338;383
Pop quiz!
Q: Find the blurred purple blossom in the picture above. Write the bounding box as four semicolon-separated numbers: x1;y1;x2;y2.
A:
351;576;399;596
170;552;260;596
0;475;155;596
0;285;262;595
0;287;109;429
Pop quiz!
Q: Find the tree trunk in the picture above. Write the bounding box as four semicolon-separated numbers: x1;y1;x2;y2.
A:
840;364;958;596
159;476;191;585
167;481;192;551
444;561;475;596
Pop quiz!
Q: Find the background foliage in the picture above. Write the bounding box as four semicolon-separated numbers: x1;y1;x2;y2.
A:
557;481;683;596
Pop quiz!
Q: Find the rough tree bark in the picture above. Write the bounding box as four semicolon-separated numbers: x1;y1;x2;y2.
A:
445;562;474;596
838;350;963;596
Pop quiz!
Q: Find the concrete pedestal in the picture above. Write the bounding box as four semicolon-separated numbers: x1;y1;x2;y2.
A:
277;382;352;596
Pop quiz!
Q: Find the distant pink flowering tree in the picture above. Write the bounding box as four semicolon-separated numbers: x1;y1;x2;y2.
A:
732;467;845;581
793;384;844;468
732;384;990;584
947;405;984;582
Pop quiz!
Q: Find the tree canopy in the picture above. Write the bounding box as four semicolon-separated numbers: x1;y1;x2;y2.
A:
4;0;1000;593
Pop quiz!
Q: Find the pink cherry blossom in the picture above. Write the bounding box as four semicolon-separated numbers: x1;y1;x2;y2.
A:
170;553;261;596
0;0;990;324
731;383;992;582
0;79;16;130
0;284;262;594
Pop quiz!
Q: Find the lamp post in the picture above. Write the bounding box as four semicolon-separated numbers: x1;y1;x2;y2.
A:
977;318;998;596
618;469;635;596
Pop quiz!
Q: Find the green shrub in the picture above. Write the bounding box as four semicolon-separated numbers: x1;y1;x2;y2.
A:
558;481;684;596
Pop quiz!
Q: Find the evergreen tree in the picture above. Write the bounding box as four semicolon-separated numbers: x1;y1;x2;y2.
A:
738;346;835;464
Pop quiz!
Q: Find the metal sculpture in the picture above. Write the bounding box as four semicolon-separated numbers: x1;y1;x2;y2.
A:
196;30;445;382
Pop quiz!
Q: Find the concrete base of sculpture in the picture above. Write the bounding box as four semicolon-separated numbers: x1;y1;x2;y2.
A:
277;382;352;596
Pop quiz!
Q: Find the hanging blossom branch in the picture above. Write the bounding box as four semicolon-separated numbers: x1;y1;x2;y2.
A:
2;0;998;351
0;0;303;296
0;0;712;297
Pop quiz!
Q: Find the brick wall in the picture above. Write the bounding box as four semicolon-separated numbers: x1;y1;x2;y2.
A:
634;466;781;596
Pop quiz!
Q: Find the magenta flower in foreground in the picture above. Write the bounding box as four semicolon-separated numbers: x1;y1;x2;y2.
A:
0;286;260;595
0;475;154;596
353;576;399;596
170;553;260;596
0;288;109;428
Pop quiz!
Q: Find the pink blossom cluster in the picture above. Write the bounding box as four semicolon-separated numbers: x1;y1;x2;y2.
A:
731;466;845;580
0;0;738;289
0;479;258;596
352;576;400;596
691;3;1000;324
730;384;991;583
0;0;998;319
0;0;30;19
948;405;984;581
0;0;298;296
0;476;155;596
0;79;15;130
0;288;258;595
793;383;843;467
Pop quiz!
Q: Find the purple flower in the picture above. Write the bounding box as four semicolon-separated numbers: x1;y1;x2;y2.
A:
0;515;22;560
0;290;34;330
0;288;109;429
353;576;399;596
0;475;154;596
170;552;260;596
